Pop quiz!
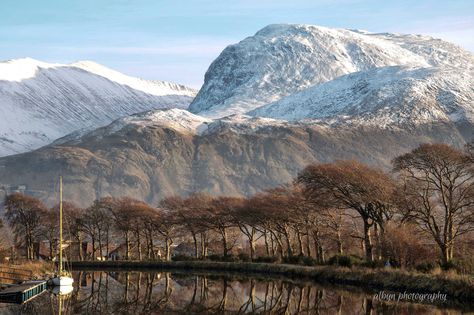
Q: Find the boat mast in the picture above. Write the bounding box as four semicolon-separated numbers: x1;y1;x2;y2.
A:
59;176;63;275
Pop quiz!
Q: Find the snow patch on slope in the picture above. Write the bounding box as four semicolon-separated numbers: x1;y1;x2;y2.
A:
71;61;196;97
57;109;295;144
249;66;474;127
116;108;212;134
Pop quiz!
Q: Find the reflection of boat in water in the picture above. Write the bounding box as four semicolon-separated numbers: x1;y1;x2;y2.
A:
50;176;74;288
50;284;73;315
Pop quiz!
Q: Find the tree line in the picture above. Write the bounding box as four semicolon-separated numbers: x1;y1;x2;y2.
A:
2;143;474;270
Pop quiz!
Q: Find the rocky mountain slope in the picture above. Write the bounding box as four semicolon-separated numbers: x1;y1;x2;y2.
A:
189;24;473;118
0;58;196;156
0;108;467;207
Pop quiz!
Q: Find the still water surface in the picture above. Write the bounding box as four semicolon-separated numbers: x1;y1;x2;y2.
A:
0;270;470;315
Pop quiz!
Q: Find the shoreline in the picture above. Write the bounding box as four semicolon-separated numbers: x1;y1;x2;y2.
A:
70;260;474;304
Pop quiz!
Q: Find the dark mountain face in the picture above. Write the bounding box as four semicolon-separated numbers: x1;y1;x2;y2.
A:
0;120;468;207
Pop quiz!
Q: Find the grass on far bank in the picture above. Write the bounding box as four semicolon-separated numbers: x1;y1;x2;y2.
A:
0;260;54;279
70;259;474;303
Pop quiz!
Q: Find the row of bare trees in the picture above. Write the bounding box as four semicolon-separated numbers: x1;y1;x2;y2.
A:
3;143;474;267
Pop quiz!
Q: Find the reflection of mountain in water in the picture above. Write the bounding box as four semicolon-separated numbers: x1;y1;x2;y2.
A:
1;271;467;314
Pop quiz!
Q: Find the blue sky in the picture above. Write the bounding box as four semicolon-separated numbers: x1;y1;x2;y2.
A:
1;0;473;88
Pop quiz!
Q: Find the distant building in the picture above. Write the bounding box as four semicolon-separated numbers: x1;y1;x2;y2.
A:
0;184;28;205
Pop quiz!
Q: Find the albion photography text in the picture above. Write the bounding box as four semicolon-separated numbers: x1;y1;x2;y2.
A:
374;291;447;303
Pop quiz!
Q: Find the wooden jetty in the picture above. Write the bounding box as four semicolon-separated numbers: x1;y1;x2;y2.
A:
0;280;47;304
0;266;47;304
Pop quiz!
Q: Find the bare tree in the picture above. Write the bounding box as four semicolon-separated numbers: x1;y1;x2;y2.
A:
206;197;243;257
298;160;395;261
112;198;147;260
38;208;59;260
4;193;46;260
78;198;114;260
62;202;85;261
393;143;474;265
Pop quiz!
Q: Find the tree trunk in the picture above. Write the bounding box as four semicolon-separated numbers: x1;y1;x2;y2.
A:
306;228;312;258
249;228;256;260
125;231;130;260
296;230;304;255
440;244;450;266
318;244;325;263
447;218;454;261
78;233;83;261
92;237;96;261
192;233;199;259
200;233;208;258
149;232;155;260
49;240;53;260
98;232;103;261
165;237;171;261
274;233;284;259
222;228;228;257
264;230;270;256
373;223;382;260
336;229;343;255
105;229;110;261
137;232;142;260
312;230;321;263
363;218;373;261
26;235;31;260
145;232;150;259
283;228;292;257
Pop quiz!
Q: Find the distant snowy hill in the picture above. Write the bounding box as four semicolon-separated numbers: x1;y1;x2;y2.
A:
0;58;196;156
189;24;474;118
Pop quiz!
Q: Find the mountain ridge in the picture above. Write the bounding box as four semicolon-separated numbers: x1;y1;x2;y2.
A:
0;58;197;157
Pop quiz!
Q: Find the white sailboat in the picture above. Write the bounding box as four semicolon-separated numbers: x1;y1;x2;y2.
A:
51;176;74;287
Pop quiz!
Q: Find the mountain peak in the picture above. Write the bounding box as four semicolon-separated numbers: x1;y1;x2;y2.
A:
190;23;471;118
190;24;444;117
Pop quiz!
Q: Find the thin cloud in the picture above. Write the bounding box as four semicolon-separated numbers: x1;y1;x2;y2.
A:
48;39;236;57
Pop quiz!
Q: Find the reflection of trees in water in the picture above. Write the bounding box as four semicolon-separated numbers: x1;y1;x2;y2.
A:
0;272;460;314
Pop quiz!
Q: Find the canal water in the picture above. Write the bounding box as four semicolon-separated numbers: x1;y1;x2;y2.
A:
0;270;470;314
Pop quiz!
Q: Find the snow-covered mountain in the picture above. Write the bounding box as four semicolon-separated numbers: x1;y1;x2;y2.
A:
189;24;474;118
249;66;474;127
0;58;197;156
1;24;473;205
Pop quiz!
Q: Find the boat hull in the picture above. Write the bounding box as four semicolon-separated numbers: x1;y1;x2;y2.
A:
51;284;73;296
51;276;74;286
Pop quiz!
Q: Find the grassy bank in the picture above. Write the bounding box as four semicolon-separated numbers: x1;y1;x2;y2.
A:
0;261;54;282
71;260;474;302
